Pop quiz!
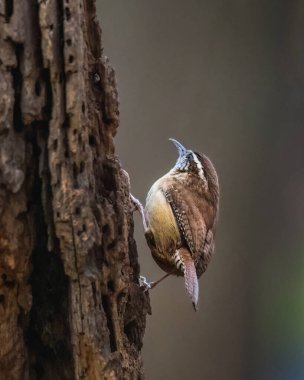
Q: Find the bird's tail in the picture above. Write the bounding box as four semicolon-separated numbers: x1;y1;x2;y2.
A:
179;248;199;311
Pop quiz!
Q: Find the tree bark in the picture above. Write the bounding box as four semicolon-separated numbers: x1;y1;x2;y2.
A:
0;1;150;379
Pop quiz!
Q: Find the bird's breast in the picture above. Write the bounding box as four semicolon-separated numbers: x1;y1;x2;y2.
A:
145;179;181;256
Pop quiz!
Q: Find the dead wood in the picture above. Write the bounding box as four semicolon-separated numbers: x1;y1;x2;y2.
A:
0;1;150;379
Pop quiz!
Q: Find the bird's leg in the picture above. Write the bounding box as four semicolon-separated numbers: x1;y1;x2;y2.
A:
139;273;171;292
130;193;148;232
150;273;171;289
130;194;152;290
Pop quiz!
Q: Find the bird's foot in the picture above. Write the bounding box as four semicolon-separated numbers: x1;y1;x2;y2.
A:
139;276;152;292
139;273;171;292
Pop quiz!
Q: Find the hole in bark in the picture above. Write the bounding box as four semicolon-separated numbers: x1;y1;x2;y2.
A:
65;7;71;20
0;274;14;288
68;55;74;63
103;164;117;192
35;80;41;96
73;163;78;182
12;44;24;132
56;211;60;218
81;102;85;114
66;38;72;46
107;241;116;250
124;320;137;345
63;117;70;159
49;24;53;31
26;140;74;376
41;68;53;119
101;296;116;352
91;282;97;307
75;207;80;215
89;134;97;147
63;115;70;129
80;161;85;173
53;139;58;151
82;224;86;232
102;224;109;234
28;247;74;377
117;291;126;307
0;294;5;304
5;0;13;22
0;129;9;137
107;280;115;292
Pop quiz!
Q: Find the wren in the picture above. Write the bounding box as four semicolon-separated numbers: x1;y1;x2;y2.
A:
132;138;219;310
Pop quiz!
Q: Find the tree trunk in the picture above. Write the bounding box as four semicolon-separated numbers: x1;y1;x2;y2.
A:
0;1;150;379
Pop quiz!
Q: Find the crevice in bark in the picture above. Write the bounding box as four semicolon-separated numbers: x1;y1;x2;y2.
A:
4;0;13;23
11;43;24;132
41;68;53;120
56;0;71;166
71;214;84;333
101;295;117;353
27;130;74;380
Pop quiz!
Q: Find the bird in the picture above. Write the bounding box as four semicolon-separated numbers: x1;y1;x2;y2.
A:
131;138;219;310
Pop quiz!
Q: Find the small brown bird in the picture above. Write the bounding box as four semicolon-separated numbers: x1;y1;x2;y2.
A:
132;138;219;310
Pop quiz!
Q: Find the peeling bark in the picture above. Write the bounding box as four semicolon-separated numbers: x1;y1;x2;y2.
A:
0;1;150;379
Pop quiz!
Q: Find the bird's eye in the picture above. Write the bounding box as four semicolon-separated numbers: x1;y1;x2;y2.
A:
186;153;192;160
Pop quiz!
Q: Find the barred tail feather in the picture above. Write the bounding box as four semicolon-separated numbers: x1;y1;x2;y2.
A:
179;248;199;311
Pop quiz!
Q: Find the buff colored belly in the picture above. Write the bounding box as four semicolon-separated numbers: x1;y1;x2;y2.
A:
145;180;181;257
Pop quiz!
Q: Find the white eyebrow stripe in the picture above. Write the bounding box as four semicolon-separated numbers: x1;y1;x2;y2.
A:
192;152;205;181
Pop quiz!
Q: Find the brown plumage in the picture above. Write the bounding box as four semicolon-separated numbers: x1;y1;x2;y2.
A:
133;139;219;310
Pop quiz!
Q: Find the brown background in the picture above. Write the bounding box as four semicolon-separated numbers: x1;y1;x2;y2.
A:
97;1;304;379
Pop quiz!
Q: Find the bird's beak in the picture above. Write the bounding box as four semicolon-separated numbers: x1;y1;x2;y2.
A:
169;138;187;157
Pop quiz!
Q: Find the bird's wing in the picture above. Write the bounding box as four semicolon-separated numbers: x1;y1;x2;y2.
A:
196;229;215;277
163;186;208;261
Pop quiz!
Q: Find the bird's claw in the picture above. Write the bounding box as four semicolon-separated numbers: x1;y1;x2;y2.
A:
139;276;152;292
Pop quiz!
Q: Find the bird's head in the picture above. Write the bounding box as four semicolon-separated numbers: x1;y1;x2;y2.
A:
170;138;205;179
169;138;219;201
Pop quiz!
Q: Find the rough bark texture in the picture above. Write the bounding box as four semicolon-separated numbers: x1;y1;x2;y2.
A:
0;1;150;379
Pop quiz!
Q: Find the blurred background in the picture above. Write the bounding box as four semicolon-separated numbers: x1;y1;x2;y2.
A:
97;1;304;379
